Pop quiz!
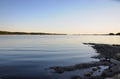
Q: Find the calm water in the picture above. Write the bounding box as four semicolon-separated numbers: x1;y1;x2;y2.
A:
0;35;119;79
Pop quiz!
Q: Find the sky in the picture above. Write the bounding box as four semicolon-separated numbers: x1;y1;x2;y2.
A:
0;0;120;34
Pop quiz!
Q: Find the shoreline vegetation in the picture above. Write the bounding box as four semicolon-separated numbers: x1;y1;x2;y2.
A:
109;33;120;35
49;43;120;79
0;31;66;35
0;31;120;35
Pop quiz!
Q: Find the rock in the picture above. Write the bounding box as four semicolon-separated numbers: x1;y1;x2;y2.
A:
113;53;120;61
101;68;114;77
71;75;82;79
50;61;111;74
92;67;98;71
89;76;104;79
50;66;65;73
97;66;101;69
84;72;92;77
113;74;120;79
105;78;113;79
84;43;120;60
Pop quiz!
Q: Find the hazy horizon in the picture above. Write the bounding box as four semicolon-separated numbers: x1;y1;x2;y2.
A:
0;0;120;34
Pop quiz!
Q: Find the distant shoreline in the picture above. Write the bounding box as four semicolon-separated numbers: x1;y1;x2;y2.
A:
0;31;66;35
0;31;120;35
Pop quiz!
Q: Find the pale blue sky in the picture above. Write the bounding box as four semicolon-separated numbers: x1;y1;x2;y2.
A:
0;0;120;34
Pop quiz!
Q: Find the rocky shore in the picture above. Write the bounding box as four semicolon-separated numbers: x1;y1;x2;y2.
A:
84;43;120;79
83;43;120;60
50;60;111;74
49;43;120;79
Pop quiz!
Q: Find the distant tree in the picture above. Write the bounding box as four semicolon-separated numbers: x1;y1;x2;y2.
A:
109;33;114;35
116;32;120;35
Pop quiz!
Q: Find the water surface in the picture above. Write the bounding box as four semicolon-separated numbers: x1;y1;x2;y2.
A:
0;35;119;79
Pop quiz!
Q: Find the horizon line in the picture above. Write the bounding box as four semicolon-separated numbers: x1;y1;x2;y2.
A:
0;30;119;35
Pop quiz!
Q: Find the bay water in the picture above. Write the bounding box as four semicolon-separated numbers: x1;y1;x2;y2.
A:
0;35;119;79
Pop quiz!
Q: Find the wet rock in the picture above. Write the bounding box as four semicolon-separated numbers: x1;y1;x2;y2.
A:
88;76;104;79
71;75;82;79
101;69;114;77
113;53;120;61
92;67;98;71
97;66;101;69
50;60;111;73
50;66;65;73
84;43;120;60
84;72;92;77
113;74;120;79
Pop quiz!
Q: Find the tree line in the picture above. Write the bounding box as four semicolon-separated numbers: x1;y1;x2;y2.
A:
109;32;120;35
0;31;66;35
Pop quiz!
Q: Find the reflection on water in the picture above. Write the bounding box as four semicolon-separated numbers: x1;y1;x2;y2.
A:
0;35;119;79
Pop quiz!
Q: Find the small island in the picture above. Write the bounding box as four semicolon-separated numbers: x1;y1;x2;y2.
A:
108;32;120;35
